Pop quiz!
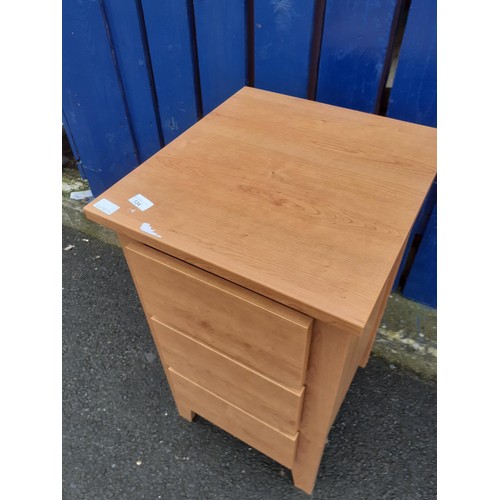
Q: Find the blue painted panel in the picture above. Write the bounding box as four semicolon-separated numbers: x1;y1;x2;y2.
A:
103;0;162;161
316;0;398;112
393;181;437;289
62;0;138;196
254;0;316;98
141;0;198;143
387;0;437;126
194;0;246;114
402;203;437;308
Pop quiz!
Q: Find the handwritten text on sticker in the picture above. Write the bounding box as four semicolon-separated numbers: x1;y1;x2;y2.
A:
128;194;154;211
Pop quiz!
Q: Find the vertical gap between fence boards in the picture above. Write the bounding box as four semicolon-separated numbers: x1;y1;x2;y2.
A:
64;109;88;181
98;0;140;164
186;0;204;119
245;0;255;87
62;110;80;161
375;0;412;116
307;0;327;101
135;0;165;148
398;233;422;290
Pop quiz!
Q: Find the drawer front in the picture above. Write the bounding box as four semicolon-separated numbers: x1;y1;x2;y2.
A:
168;368;298;469
151;317;304;435
123;240;312;390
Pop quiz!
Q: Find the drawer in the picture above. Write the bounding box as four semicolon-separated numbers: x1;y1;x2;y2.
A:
122;240;312;390
168;368;298;469
151;317;304;435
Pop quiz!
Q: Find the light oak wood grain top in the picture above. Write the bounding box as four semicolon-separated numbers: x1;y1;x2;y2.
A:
84;87;436;334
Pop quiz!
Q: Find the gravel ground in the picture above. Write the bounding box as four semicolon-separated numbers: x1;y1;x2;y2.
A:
62;226;436;499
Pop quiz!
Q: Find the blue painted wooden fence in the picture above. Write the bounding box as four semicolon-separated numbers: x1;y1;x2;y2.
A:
62;0;437;308
387;0;437;307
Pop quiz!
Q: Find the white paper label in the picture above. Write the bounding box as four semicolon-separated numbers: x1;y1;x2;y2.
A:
128;194;154;211
93;198;119;215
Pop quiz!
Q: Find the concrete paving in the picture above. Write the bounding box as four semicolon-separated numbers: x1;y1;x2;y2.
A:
62;226;436;499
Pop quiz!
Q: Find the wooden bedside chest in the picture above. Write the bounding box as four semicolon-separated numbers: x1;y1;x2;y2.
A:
83;87;436;494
